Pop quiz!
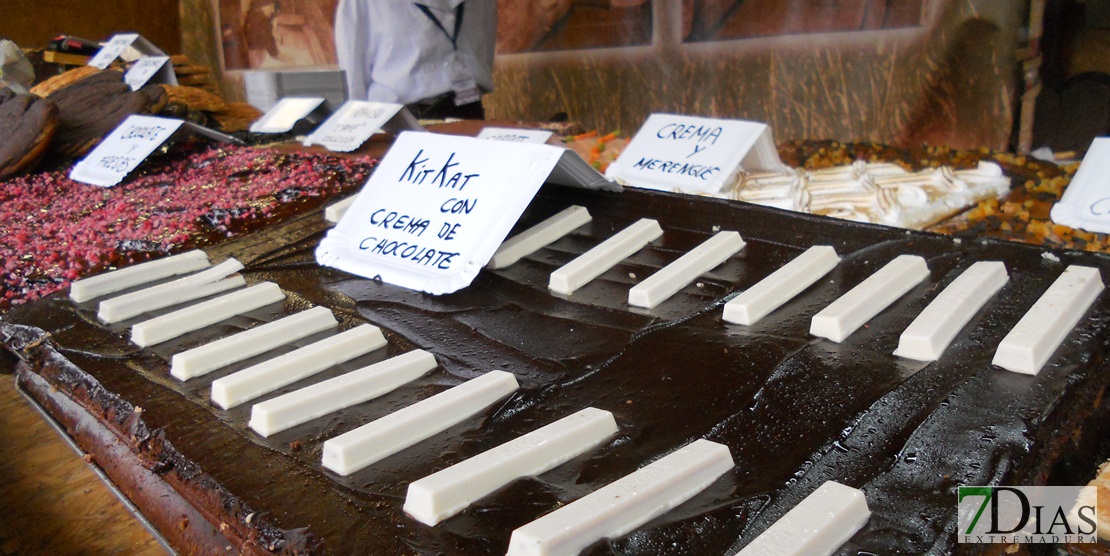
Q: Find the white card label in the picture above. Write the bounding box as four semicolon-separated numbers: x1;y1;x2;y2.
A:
303;101;405;152
88;33;164;69
70;115;184;187
1050;137;1110;234
316;131;564;294
124;56;171;90
250;97;326;134
605;113;782;194
477;126;557;145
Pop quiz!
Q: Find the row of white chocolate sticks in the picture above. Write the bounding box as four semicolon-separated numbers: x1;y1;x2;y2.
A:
69;251;871;556
491;205;1105;375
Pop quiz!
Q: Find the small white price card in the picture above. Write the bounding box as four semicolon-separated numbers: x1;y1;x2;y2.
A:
303;101;422;152
316;131;567;294
477;126;557;145
605;113;783;194
124;56;175;90
250;97;327;134
71;115;241;187
88;33;165;69
1050;137;1110;234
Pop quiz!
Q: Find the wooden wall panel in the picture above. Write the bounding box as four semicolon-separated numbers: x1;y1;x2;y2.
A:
0;0;180;54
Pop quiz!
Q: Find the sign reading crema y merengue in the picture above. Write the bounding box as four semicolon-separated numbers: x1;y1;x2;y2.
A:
316;131;602;294
605;113;784;194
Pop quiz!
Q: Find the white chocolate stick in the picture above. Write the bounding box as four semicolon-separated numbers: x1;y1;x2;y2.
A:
993;265;1104;375
488;206;592;269
70;250;210;302
723;245;840;325
249;349;439;437
325;196;356;223
628;231;745;309
549;218;663;295
322;370;520;476
894;261;1008;361
736;481;871;556
404;407;618;526
810;255;929;343
170;306;338;381
506;439;734;556
130;282;285;347
211;324;387;409
98;259;246;323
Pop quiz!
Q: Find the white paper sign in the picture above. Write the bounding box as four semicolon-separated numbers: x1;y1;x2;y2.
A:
124;56;174;90
477;126;557;145
1050;137;1110;234
604;113;783;194
88;33;164;69
316;132;565;294
250;97;327;134
303;101;421;152
71;115;183;186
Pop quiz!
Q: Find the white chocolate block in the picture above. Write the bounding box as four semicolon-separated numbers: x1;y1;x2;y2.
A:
325;196;356;223
211;323;387;409
549;218;663;295
992;265;1104;375
894;261;1008;361
736;481;871;556
723;245;840;325
628;231;745;308
98;259;246;323
250;349;438;437
322;370;519;476
130;282;285;348
70;250;210;302
170;306;338;381
506;439;734;556
810;255;929;343
404;407;618;526
489;206;592;269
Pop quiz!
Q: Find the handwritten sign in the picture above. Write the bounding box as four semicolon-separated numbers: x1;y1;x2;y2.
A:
316;131;566;294
250;97;327;134
604;114;783;194
477;126;557;145
88;34;164;69
303;101;422;152
1050;137;1110;234
70;115;241;187
124;56;174;90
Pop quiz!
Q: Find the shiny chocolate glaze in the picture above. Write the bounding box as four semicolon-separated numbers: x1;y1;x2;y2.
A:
3;185;1110;555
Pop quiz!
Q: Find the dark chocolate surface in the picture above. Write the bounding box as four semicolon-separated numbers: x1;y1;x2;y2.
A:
3;185;1110;555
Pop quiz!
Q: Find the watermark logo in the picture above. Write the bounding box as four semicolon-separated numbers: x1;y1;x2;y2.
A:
957;486;1099;544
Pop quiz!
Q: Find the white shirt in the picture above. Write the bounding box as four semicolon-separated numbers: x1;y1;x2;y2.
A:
335;0;496;105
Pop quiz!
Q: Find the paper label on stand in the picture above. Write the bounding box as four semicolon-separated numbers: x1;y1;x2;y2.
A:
1050;137;1110;234
88;34;138;69
605;113;780;194
124;56;170;90
316;131;564;294
477;127;557;145
303;101;404;152
250;97;326;133
70;115;184;187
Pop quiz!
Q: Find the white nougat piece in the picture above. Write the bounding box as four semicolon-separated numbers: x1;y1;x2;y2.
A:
992;265;1104;375
404;407;618;526
322;370;519;476
324;196;356;223
810;254;929;342
723;245;840;325
894;261;1008;361
250;349;438;437
170;306;338;381
628;231;745;308
489;205;592;269
506;439;734;556
549;218;663;295
210;323;387;409
98;259;246;323
70;249;210;302
130;282;285;348
736;481;871;556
